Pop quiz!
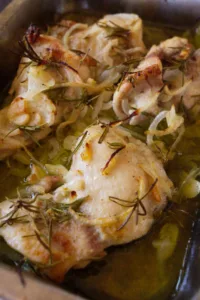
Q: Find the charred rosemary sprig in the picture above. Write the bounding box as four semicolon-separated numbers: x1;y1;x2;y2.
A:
102;144;125;175
109;110;139;127
97;21;130;40
76;93;100;108
98;110;139;144
18;36;43;64
109;178;158;230
18;30;77;73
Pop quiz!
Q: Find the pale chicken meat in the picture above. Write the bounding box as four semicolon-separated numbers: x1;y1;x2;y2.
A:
0;27;92;160
150;36;195;110
0;196;106;282
153;38;200;112
147;36;192;61
113;36;195;125
0;125;173;281
62;124;172;243
50;13;146;67
113;55;163;125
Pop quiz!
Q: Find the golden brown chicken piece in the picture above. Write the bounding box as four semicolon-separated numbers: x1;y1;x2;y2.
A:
0;124;172;282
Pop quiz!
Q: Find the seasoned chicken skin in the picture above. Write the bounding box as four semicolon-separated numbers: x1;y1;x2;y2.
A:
0;125;173;281
113;55;163;125
113;36;196;124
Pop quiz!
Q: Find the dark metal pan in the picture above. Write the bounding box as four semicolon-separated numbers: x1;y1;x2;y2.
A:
0;1;200;299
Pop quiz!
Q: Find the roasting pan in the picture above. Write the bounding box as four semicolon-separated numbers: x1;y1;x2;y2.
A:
0;0;200;299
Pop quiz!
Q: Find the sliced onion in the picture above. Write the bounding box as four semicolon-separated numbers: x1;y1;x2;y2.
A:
63;135;77;151
153;223;179;262
56;108;80;140
63;23;88;49
101;101;112;111
167;125;185;160
147;110;168;146
164;80;191;97
92;91;113;119
179;167;200;200
146;106;184;145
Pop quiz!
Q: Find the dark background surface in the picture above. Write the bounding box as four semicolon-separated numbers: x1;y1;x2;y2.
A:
0;0;10;12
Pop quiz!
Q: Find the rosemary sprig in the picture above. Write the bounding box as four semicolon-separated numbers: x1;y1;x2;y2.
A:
35;196;87;263
18;36;41;64
109;110;139;127
98;110;139;145
107;142;125;149
76;94;100;108
4;124;43;142
19;125;43;131
109;178;158;230
34;230;51;252
20;125;44;147
22;145;48;174
97;21;130;40
66;131;88;169
57;90;99;109
0;193;39;228
18;34;78;73
4;215;30;226
0;190;88;265
70;49;99;66
21;129;41;147
98;125;109;144
102;145;125;175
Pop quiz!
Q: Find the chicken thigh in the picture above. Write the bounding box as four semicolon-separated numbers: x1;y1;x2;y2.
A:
0;124;172;281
